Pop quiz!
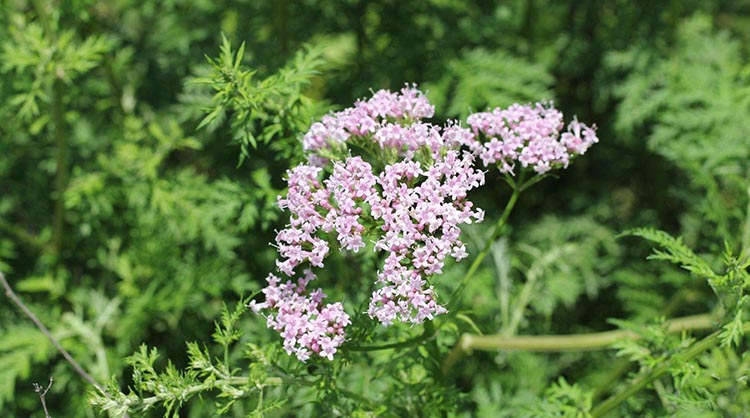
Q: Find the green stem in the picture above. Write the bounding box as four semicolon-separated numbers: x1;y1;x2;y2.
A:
137;375;302;408
52;78;67;258
447;184;522;309
590;360;632;401
223;340;230;372
0;218;47;251
31;0;54;36
741;185;750;261
591;287;696;401
502;244;573;337
349;325;436;352
488;238;511;326
32;0;67;258
590;324;745;418
443;314;714;372
502;259;542;336
473;314;711;350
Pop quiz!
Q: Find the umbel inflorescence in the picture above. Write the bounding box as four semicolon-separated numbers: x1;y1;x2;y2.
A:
249;86;598;361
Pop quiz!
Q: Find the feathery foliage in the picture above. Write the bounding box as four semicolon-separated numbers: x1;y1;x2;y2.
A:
2;2;750;417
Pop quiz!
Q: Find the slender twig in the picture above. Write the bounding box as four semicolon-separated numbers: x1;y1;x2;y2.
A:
0;271;109;397
443;314;715;372
501;245;572;337
33;377;54;418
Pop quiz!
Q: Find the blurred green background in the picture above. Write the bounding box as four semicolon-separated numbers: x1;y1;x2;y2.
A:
1;0;750;416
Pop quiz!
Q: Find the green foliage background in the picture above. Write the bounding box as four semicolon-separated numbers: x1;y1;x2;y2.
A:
1;0;749;416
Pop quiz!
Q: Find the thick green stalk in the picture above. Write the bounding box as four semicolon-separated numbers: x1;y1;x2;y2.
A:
443;314;714;372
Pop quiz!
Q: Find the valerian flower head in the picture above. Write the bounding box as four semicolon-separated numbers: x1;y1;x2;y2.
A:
466;101;599;174
248;270;349;361
252;87;598;361
367;150;484;325
302;85;436;164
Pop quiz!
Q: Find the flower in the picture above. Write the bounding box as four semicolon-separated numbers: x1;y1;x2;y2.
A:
367;150;484;325
251;88;598;362
250;270;350;361
466;102;599;174
302;85;435;164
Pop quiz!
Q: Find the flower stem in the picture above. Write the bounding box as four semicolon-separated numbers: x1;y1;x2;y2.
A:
349;324;436;351
447;183;521;309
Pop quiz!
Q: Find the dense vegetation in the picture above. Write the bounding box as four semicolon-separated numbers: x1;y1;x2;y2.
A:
2;1;750;416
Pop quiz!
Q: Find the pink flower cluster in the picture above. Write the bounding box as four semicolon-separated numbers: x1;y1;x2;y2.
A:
248;271;349;361
249;160;366;361
253;149;483;361
368;151;484;325
466;102;599;174
252;87;599;362
303;86;437;163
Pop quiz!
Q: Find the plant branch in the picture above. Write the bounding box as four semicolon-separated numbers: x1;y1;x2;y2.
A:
500;245;572;337
129;375;308;411
590;323;750;417
349;324;437;352
443;313;715;372
32;0;68;257
1;271;113;400
51;78;67;257
590;287;700;401
33;377;54;418
139;376;255;407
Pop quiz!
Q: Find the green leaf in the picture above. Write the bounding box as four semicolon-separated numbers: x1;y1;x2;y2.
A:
623;228;718;280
